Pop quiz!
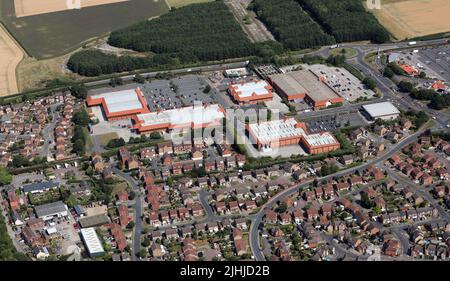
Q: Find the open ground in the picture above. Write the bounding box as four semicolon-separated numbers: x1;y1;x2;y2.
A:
0;24;23;96
167;0;213;8
369;0;450;40
14;0;129;18
0;0;170;59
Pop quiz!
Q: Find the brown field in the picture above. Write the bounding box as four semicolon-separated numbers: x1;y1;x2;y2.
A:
370;0;450;39
0;24;23;96
14;0;129;17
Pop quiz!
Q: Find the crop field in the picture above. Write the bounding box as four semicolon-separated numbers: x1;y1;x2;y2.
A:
14;0;130;18
369;0;450;39
0;0;169;59
0;24;23;96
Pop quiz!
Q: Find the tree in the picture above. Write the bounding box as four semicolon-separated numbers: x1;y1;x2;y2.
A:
141;237;151;247
133;73;146;84
126;221;136;229
72;109;90;126
360;192;373;208
0;167;12;186
106;138;126;148
139;248;147;258
12;155;30;168
149;132;162;140
70;84;88;99
418;71;426;79
73;139;86;155
203;84;212;94
362;77;377;90
383;66;394;78
275;201;288;213
110;77;123;87
398;80;414;93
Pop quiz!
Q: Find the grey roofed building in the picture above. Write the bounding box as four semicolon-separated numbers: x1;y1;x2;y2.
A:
78;214;111;228
362;102;400;121
34;201;68;220
23;181;59;194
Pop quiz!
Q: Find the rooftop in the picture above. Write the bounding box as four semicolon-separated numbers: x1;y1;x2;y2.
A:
34;201;68;218
287;70;341;103
248;118;306;143
304;132;339;147
229;80;272;98
362;102;400;117
135;104;224;130
269;72;308;96
80;228;105;255
23;181;59;193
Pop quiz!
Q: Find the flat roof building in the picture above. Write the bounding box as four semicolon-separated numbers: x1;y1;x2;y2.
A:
80;228;105;257
79;214;111;228
228;80;273;105
86;87;150;120
362;102;400;121
34;201;68;221
268;73;307;101
268;70;344;109
133;104;225;134
247;118;340;154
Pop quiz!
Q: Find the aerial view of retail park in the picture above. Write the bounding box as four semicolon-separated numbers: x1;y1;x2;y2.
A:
0;0;450;263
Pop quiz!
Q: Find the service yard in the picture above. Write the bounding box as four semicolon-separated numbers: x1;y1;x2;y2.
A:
14;0;129;18
0;24;23;96
370;0;450;40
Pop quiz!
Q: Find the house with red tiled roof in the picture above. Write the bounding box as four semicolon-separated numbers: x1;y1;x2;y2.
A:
118;205;130;227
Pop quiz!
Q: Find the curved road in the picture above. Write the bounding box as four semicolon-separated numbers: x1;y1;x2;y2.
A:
112;167;143;261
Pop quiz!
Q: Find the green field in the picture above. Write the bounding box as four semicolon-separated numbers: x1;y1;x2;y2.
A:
0;0;169;59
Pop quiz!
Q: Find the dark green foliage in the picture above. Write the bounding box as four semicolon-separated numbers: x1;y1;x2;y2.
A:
70;84;88;99
11;155;30;168
109;77;124;87
108;1;254;61
327;54;346;67
362;77;377;90
0;167;12;186
107;138;126;149
133;73;146;84
0;213;29;261
72;125;87;156
320;163;339;176
386;62;406;75
297;0;390;43
251;0;334;50
398;80;415;93
383;66;394;78
404;110;430;129
72;108;90;126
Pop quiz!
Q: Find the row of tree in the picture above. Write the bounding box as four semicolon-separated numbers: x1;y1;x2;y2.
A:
297;0;390;43
250;0;335;50
398;80;450;110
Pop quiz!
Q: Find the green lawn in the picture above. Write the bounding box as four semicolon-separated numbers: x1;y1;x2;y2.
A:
330;48;358;59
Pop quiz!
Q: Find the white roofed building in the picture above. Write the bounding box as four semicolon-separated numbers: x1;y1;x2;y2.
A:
133;104;225;134
228;80;273;105
362;102;400;121
247;118;340;154
80;228;105;258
